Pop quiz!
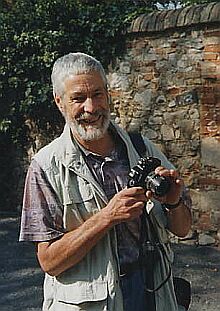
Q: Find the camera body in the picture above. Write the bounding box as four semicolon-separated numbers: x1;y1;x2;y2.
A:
127;157;171;197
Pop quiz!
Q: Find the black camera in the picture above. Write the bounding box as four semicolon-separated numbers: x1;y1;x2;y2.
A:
127;157;171;197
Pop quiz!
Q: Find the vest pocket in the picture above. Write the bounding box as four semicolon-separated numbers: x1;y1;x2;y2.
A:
55;280;108;305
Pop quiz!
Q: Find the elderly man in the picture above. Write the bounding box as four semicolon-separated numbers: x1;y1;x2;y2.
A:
20;52;191;311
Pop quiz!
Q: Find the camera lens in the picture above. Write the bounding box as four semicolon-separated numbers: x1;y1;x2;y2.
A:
146;172;171;196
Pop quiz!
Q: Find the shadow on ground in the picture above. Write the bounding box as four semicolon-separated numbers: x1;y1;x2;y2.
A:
1;216;220;311
0;217;43;311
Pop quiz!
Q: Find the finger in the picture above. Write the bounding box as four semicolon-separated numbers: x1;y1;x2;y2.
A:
169;169;180;179
145;190;153;200
124;186;145;196
129;202;145;214
155;166;170;176
155;167;180;179
122;202;144;219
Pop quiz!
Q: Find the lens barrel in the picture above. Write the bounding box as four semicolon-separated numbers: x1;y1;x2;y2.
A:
146;173;171;197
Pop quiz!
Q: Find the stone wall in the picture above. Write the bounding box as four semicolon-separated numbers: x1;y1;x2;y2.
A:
107;2;220;244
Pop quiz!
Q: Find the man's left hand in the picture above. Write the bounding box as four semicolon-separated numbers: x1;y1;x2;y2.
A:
146;166;183;205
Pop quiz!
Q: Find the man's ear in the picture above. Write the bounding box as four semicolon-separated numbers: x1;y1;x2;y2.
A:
54;94;65;114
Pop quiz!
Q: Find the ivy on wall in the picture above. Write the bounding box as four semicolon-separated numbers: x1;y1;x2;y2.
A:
0;0;150;212
0;0;149;147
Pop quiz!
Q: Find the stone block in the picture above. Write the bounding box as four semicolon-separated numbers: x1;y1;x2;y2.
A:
189;108;199;120
209;2;220;22
147;12;160;32
139;14;152;32
161;125;175;141
164;110;188;126
133;89;152;107
211;210;220;227
119;62;131;74
177;6;191;27
142;128;158;140
193;190;220;213
198;233;216;245
200;2;217;23
108;72;130;91
201;137;220;169
155;10;168;32
185;6;196;26
129;14;145;33
137;75;150;88
148;116;163;125
204;35;220;45
163;9;180;30
191;4;207;25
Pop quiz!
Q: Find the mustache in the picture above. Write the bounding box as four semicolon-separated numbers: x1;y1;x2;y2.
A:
76;110;108;121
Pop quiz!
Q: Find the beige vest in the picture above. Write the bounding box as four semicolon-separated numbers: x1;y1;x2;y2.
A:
34;123;178;311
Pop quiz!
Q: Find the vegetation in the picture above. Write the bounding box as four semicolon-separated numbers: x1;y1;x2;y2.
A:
0;0;151;147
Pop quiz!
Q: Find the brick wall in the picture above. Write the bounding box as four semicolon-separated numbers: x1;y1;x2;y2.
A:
107;2;220;244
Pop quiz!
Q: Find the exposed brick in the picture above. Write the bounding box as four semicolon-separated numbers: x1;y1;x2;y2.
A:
167;87;185;96
109;90;122;97
204;45;220;52
201;94;216;103
204;53;219;61
199;178;220;186
204;30;220;37
196;213;212;231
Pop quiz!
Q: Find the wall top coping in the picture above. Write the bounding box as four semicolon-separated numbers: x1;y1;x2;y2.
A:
128;2;220;33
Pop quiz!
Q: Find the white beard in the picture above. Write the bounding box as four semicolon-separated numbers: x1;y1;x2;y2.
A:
67;110;111;141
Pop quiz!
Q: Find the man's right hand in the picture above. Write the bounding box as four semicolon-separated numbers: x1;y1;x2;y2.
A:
36;187;147;277
102;187;147;226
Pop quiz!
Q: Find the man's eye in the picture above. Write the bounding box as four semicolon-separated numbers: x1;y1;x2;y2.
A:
94;92;104;98
71;96;85;103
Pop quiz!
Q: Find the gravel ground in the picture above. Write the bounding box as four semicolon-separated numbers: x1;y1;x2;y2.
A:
1;216;220;311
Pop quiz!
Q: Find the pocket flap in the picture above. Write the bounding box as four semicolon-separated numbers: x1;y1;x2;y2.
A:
56;280;108;305
69;178;93;203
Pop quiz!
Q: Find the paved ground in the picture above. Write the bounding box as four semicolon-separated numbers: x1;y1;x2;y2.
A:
1;216;220;311
173;243;220;311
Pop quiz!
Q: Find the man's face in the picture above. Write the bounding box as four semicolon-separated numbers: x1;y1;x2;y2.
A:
56;71;110;142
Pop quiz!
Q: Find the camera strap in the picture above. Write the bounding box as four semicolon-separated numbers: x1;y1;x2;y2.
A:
128;131;172;292
128;131;147;157
140;208;172;293
128;131;191;309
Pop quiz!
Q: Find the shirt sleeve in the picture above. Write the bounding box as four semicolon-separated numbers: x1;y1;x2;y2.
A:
19;159;65;242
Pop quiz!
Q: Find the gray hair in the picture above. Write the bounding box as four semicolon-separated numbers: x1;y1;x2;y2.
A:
51;52;108;97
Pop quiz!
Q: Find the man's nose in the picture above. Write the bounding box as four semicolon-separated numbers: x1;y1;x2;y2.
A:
84;97;96;113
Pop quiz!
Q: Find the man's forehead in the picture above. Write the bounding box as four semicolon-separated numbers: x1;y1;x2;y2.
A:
65;72;104;89
64;72;106;92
